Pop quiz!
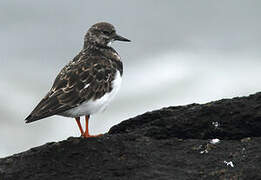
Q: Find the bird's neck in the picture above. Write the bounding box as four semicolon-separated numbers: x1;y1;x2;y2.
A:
83;41;109;51
83;42;120;61
81;42;123;75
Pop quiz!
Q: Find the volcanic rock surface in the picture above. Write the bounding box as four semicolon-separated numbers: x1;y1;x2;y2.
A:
1;92;261;180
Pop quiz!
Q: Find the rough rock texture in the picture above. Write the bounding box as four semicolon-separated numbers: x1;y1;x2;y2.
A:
1;92;261;180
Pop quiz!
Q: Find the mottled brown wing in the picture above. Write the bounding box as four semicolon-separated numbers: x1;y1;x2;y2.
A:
25;55;117;123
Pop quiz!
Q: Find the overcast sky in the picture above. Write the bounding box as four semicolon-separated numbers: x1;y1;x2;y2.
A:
1;0;261;157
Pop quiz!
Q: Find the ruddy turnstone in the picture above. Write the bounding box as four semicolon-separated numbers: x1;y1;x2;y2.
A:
25;22;130;138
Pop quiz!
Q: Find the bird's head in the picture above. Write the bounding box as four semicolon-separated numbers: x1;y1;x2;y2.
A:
84;22;130;48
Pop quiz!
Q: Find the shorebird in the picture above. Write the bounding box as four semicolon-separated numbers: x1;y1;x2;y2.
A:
25;22;130;138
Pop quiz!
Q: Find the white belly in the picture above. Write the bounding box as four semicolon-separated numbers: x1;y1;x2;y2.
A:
60;70;122;117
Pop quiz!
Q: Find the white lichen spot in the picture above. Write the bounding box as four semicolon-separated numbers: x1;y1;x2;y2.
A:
200;149;208;154
212;121;219;129
210;138;220;144
224;161;234;167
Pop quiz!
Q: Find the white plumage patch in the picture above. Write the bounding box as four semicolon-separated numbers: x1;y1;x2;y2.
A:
60;70;122;117
84;84;90;89
107;41;112;46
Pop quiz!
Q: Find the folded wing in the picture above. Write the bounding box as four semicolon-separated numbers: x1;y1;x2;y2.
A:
25;55;118;123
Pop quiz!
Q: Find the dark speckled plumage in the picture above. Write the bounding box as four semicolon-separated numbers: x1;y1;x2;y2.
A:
25;22;130;123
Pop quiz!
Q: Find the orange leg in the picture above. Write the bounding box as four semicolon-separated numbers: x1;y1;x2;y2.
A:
83;115;103;138
75;117;84;136
84;115;90;137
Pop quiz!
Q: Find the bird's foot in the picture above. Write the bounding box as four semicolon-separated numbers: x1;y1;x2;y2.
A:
81;133;103;138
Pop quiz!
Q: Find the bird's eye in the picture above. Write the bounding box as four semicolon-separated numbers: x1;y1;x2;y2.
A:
103;31;111;35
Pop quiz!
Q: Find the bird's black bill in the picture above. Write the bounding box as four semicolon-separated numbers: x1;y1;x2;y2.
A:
113;34;131;42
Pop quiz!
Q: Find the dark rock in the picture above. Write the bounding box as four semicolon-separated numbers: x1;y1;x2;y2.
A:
1;92;261;179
